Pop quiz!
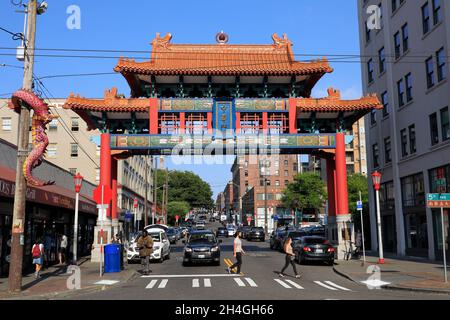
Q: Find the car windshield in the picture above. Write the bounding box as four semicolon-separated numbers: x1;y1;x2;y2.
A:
252;227;264;232
288;232;305;238
303;237;327;244
167;229;175;235
189;233;216;243
149;233;161;242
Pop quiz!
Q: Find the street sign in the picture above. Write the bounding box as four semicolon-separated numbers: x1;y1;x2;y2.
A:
125;211;133;221
93;184;112;205
357;201;363;210
133;197;138;208
427;194;450;208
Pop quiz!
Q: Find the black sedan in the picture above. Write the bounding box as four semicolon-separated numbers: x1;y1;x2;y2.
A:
293;236;335;265
238;226;252;239
216;227;228;238
182;230;222;266
246;227;265;241
166;228;178;244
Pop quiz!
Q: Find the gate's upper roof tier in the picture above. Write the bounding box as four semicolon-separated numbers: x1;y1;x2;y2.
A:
114;33;333;77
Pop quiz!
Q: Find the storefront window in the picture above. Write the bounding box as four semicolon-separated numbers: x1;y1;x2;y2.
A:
404;212;428;256
401;173;425;207
429;165;449;193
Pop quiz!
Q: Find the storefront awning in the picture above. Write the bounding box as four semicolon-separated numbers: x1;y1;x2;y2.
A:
0;166;97;215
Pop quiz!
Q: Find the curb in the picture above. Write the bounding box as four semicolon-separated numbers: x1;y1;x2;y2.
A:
333;265;450;296
0;268;137;300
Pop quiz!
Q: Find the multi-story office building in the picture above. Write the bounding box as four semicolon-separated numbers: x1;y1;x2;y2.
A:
358;0;449;260
0;98;155;221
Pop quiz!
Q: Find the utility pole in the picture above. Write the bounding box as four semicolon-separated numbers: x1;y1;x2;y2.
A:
144;152;149;227
9;0;37;293
153;156;158;224
164;168;169;224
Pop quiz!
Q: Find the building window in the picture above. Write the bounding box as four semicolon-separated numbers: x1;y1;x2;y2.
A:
293;163;298;172
432;0;442;25
2;117;12;131
441;107;449;141
96;145;100;157
47;143;57;157
401;173;425;207
405;73;413;102
372;144;379;168
260;179;265;187
422;2;430;34
401;23;409;52
71;117;79;131
284;180;289;186
397;79;405;107
426;56;435;88
391;0;397;12
367;59;374;83
70;143;78;157
275;170;279;176
284;160;289;166
378;47;386;74
49;118;58;131
370;109;377;125
394;32;401;59
365;23;371;43
436;47;446;82
284;170;289;177
275;180;280;186
381;91;389;117
95;169;100;183
384;137;392;163
401;128;408;157
245;180;249;187
69;168;77;175
244;170;248;177
429;113;439;145
409;124;416;154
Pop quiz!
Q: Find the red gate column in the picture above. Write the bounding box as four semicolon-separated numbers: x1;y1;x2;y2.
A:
180;112;186;133
149;98;158;134
207;112;213;134
326;158;336;217
100;133;112;218
335;132;349;215
288;98;297;134
111;157;118;221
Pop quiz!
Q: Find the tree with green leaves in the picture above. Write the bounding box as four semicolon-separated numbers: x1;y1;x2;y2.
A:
281;172;327;214
166;201;191;225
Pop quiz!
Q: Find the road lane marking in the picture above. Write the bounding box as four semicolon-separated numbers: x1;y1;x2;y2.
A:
324;281;351;291
314;281;338;291
204;278;212;287
158;279;168;289
285;279;304;289
274;279;292;289
145;279;158;289
94;280;119;285
245;278;258;287
234;278;246;287
141;274;240;278
192;279;200;288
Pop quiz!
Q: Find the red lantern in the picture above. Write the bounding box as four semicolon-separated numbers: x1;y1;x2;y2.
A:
371;171;382;191
73;172;83;193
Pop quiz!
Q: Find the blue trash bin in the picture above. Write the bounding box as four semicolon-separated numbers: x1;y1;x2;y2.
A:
104;244;121;273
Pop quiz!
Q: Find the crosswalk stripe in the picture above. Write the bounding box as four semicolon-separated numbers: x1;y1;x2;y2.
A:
314;281;338;291
324;281;351;291
158;279;168;289
234;278;246;287
193;279;200;288
146;279;158;289
204;278;211;287
244;278;258;287
285;279;304;289
274;279;292;289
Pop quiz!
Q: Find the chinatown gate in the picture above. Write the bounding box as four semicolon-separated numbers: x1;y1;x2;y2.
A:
63;33;382;261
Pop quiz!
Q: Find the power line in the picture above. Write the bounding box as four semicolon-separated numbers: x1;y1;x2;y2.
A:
32;77;100;169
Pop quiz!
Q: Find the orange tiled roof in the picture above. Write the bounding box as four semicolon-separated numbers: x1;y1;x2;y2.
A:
294;88;383;112
114;33;333;76
64;88;150;112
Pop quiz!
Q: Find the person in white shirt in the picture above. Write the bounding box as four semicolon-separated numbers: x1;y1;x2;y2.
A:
59;234;68;265
227;231;245;274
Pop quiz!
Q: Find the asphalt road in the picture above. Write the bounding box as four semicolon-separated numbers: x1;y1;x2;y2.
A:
65;222;450;300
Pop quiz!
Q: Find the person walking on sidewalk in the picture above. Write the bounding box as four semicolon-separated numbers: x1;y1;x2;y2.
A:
137;230;153;275
227;231;245;275
59;234;68;265
31;239;44;279
279;237;301;278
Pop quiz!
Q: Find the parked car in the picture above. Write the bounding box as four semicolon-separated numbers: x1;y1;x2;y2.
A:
182;230;222;266
269;226;296;251
285;230;308;246
216;227;228;238
196;221;205;230
247;227;265;241
238;226;251;239
293;236;335;265
308;225;325;237
127;228;171;263
226;224;236;237
166;228;178;244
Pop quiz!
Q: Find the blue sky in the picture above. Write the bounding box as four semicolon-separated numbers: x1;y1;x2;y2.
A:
0;0;363;199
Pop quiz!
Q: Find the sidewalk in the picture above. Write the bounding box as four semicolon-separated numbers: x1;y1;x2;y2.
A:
333;253;450;295
0;257;137;300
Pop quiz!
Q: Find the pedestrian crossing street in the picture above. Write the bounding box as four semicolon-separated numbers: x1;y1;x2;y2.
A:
142;276;353;292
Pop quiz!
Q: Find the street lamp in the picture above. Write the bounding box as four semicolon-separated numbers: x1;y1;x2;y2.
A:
73;172;83;265
371;171;384;264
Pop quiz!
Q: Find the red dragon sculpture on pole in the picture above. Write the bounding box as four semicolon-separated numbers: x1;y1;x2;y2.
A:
9;89;58;186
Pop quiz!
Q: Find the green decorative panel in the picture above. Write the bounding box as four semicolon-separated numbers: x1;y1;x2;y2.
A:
160;99;213;111
235;99;287;111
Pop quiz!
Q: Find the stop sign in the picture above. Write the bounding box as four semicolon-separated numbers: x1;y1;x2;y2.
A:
93;184;112;205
